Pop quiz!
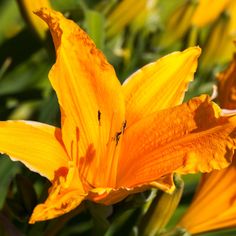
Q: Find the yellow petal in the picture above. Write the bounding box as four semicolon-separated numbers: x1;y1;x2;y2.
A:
30;162;85;223
217;54;236;109
0;120;68;181
122;47;201;125
35;8;125;182
117;95;236;187
228;0;236;34
192;0;231;27
179;157;236;234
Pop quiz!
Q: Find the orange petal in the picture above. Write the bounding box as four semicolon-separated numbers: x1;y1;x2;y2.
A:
88;187;134;205
179;157;236;234
192;0;231;27
30;190;84;223
0;120;68;181
117;95;236;187
30;163;85;223
217;54;236;109
35;9;125;170
88;174;174;205
122;47;201;125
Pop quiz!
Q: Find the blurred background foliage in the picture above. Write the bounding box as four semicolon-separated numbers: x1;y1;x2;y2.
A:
0;0;236;235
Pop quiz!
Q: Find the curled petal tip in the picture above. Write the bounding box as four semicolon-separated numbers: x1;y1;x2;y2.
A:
33;7;50;17
29;191;85;224
34;7;61;28
187;46;202;57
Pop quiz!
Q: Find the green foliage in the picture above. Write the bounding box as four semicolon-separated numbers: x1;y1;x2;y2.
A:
0;157;20;208
84;10;105;50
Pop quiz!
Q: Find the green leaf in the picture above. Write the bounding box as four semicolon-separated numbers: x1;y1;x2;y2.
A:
0;50;49;96
37;91;60;126
0;212;24;236
105;209;140;236
85;10;105;50
15;174;37;214
0;0;24;44
87;202;111;235
0;156;20;208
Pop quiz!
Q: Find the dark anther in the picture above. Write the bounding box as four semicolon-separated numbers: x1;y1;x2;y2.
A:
115;131;122;146
114;120;127;145
122;120;127;134
98;110;101;126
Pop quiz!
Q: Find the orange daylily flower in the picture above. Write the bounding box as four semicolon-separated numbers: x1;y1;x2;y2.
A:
178;54;236;234
179;159;236;234
217;54;236;109
1;8;236;224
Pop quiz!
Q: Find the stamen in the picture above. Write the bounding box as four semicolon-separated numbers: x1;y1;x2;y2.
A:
122;120;127;134
69;127;80;165
102;112;115;186
115;131;122;146
98;110;101;126
80;109;103;187
114;120;127;146
79;144;96;191
106;119;126;187
96;109;103;186
75;127;80;166
70;141;74;161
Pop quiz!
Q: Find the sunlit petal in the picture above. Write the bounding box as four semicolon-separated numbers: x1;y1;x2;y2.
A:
117;95;236;187
35;8;125;164
0;120;68;180
217;54;236;109
179;158;236;234
88;174;174;205
30;163;85;223
122;47;201;125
